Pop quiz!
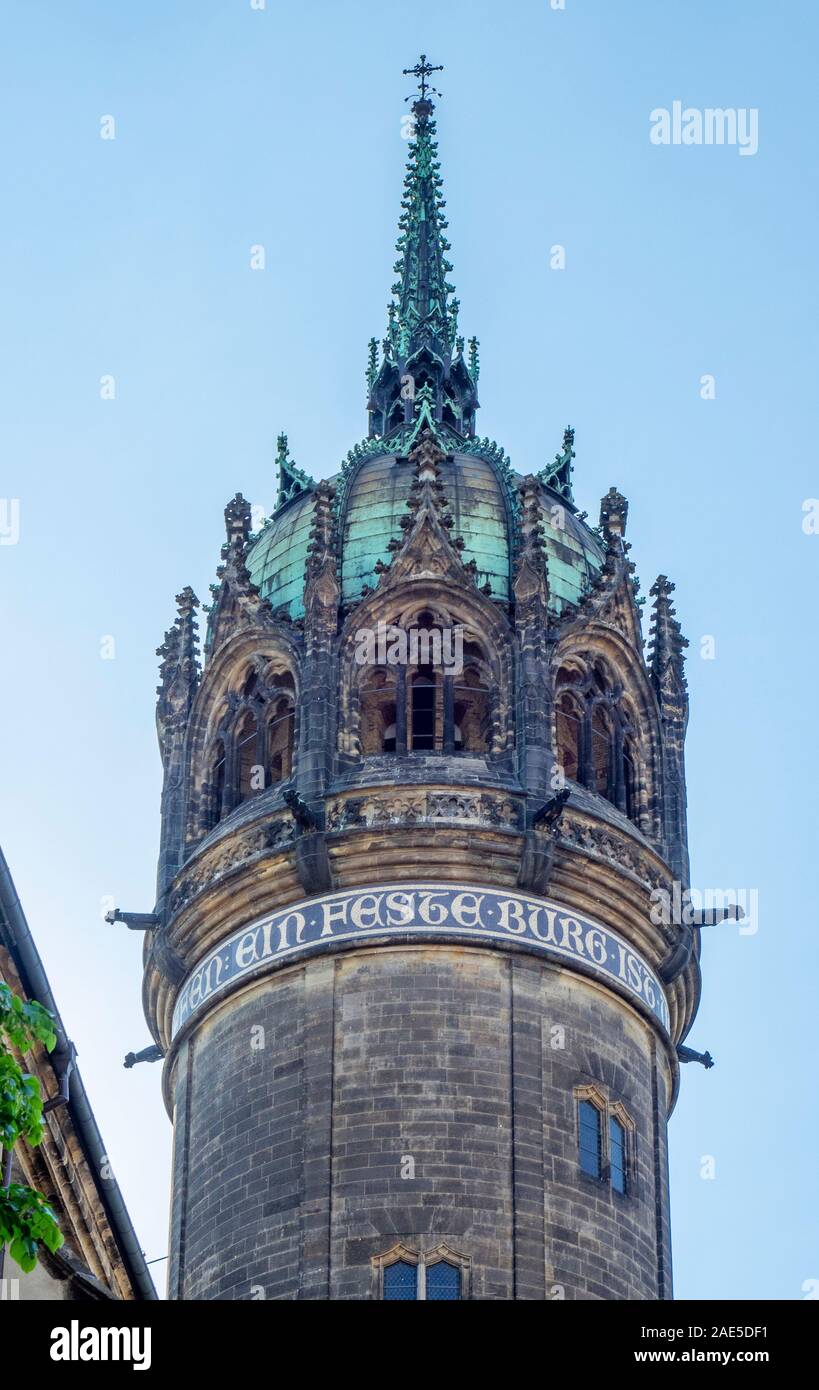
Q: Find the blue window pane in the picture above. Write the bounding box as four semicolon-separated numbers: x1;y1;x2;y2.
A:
384;1260;418;1300
578;1101;601;1178
426;1261;461;1301
609;1117;627;1193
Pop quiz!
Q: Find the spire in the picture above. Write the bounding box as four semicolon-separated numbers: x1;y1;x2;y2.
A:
513;477;550;613
389;58;454;362
156;587;200;752
203;493;275;657
366;58;479;441
648;576;689;701
304;480;340;623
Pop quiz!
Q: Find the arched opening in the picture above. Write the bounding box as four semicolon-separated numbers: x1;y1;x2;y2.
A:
267;696;295;784
410;667;437;750
556;691;582;780
359;667;398;754
623;734;638;822
353;622;501;759
591;703;614;799
554;658;645;828
208;739;226;829
453;664;489;753
236;709;259;801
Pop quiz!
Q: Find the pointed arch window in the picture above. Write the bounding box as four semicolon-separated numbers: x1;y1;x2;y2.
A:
575;1087;635;1195
202;664;297;831
555;662;642;828
578;1098;603;1180
374;1244;470;1300
357;626;494;758
609;1115;628;1194
426;1259;462;1301
383;1260;418;1301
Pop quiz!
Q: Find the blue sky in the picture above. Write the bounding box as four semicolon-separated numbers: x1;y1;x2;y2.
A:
1;0;816;1299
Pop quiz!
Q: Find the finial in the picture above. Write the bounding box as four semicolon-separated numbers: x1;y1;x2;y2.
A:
224;493;252;546
468;336;480;382
175;586;199;620
599;486;628;540
403;53;444;105
366;338;378;392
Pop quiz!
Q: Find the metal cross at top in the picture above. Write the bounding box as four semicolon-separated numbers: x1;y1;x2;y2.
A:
403;53;444;102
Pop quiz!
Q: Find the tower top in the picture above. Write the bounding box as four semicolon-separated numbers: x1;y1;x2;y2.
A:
403;53;444;105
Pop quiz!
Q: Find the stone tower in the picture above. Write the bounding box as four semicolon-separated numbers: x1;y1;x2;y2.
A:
142;63;707;1301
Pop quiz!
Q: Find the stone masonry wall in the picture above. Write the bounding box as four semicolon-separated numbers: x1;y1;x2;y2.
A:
167;945;672;1300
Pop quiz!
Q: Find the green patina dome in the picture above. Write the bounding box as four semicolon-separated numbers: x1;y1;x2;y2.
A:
246;446;603;621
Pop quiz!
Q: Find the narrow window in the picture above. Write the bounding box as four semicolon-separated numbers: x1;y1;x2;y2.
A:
359;668;397;755
410;668;436;750
578;1099;602;1180
426;1260;462;1301
609;1115;627;1194
236;710;259;801
623;736;638;823
210;740;226;827
267;696;294;784
453;665;489;753
556;692;581;780
383;1260;418;1301
591;703;614;798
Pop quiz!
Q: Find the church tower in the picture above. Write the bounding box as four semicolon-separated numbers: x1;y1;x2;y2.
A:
141;61;708;1300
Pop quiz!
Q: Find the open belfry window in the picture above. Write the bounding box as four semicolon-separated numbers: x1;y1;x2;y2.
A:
204;666;296;828
357;620;492;756
555;659;642;827
375;1245;470;1300
575;1086;634;1195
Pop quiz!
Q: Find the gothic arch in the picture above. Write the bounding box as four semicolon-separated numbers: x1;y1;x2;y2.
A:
338;584;513;761
552;625;662;839
183;627;302;845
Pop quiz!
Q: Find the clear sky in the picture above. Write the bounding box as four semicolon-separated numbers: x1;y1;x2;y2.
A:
1;0;816;1300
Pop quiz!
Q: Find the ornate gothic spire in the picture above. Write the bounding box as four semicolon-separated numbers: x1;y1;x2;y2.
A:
156;587;200;752
513;477;550;612
366;58;479;441
648;576;689;700
389;63;455;363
